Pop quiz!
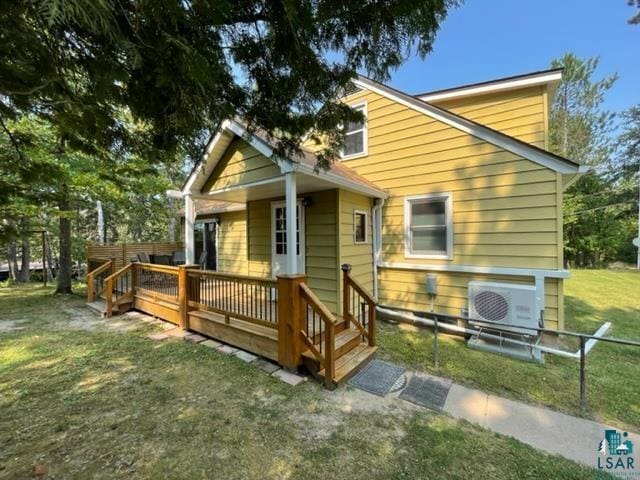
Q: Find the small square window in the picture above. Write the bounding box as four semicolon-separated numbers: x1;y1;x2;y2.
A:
354;211;367;244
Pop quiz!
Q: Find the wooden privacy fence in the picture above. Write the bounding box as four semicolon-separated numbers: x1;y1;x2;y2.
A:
87;241;184;270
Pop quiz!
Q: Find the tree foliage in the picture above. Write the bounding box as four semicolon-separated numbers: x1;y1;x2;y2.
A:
550;53;638;267
1;0;457;167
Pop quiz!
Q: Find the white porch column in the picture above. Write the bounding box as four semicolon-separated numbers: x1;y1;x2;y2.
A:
285;171;298;274
184;194;195;264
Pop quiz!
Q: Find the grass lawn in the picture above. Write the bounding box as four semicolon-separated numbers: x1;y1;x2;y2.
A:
377;269;640;432
0;284;608;479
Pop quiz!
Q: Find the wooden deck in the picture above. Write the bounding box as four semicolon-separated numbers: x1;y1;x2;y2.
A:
86;261;377;388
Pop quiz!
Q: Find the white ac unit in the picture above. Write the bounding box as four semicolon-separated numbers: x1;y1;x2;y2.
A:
468;281;539;335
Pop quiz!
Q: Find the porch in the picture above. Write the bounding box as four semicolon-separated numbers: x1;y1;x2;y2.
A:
86;260;376;388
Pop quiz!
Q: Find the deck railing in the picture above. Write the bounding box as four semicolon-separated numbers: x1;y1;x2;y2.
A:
300;282;337;387
135;263;180;301
342;264;376;347
104;263;135;315
187;270;278;328
87;259;114;303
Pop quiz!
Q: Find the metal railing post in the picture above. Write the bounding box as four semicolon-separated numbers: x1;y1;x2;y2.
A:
579;335;586;413
434;315;439;370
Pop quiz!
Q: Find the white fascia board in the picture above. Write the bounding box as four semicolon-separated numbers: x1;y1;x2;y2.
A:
182;120;232;195
182;119;292;196
378;261;571;279
353;76;580;175
417;71;563;103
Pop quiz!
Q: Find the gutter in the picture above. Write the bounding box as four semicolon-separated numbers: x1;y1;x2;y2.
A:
372;197;385;299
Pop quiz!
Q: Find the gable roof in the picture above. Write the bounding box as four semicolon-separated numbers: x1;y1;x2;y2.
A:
182;119;387;199
353;75;582;174
415;68;563;102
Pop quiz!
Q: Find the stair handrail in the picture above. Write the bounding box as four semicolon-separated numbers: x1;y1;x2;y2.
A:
299;282;336;388
342;264;376;347
87;259;113;303
104;263;135;317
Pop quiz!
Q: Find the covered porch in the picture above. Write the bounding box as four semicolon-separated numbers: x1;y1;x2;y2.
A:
87;120;387;387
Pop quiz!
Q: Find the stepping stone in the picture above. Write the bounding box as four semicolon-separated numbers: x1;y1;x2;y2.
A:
216;344;239;354
147;332;169;341
234;350;258;363
201;339;222;349
255;358;280;374
272;369;306;386
185;333;207;343
165;328;188;338
399;373;451;411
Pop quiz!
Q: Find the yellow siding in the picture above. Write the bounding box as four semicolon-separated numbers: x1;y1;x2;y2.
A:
247;200;271;277
341;87;563;328
338;190;374;293
306;190;340;312
203;138;280;192
378;268;561;330
431;86;548;149
217;210;248;275
247;191;340;312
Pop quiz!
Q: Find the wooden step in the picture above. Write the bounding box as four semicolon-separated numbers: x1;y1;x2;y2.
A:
302;328;362;363
86;299;119;318
317;342;377;387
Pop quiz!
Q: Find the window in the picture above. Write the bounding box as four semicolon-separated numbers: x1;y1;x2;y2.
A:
341;102;367;158
274;205;300;255
404;193;453;259
354;210;368;244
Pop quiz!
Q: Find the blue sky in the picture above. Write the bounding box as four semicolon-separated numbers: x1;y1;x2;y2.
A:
389;0;639;114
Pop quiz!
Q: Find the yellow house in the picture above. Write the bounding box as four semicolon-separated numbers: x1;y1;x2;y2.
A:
180;68;583;334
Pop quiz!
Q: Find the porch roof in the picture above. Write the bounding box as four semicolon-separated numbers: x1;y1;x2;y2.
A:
181;119;388;203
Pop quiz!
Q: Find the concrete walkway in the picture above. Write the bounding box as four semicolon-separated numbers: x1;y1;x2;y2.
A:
388;370;639;472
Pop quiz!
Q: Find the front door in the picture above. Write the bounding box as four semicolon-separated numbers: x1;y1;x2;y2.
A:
271;201;305;276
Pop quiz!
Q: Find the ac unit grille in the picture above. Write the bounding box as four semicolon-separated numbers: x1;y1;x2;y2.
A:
473;290;510;322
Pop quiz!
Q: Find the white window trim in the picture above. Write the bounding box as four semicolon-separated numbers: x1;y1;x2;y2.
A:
340;100;368;160
404;193;453;260
353;209;369;244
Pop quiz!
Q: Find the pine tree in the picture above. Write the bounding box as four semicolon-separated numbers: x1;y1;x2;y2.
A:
598;438;609;455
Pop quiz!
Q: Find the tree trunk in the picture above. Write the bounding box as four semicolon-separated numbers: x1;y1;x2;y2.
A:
45;234;55;280
55;189;73;294
18;221;30;283
97;200;105;245
18;238;30;282
7;243;18;281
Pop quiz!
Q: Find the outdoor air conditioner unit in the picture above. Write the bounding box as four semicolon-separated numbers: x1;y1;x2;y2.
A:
468;281;539;335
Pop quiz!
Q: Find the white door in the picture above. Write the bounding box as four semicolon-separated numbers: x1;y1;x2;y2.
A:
271;200;305;276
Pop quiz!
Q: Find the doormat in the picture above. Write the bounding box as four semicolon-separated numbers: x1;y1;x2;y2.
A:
398;375;451;411
348;360;406;397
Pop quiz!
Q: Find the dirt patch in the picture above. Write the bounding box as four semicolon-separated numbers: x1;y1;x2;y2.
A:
0;319;27;333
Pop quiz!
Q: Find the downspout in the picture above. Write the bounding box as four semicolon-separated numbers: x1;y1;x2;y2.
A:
372;197;385;299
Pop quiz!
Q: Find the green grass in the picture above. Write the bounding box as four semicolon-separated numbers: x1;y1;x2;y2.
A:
0;284;607;479
377;269;640;432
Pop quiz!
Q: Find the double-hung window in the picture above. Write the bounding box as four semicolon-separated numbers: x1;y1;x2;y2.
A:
341;102;367;159
404;193;453;259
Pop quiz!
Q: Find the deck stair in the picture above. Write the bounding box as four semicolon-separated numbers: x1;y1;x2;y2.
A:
302;318;377;387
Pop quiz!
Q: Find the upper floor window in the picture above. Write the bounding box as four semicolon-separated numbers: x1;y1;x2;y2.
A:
341;102;367;159
404;193;453;259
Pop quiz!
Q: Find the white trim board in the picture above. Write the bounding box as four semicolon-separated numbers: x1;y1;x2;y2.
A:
417;70;563;103
378;261;570;279
353;76;580;175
